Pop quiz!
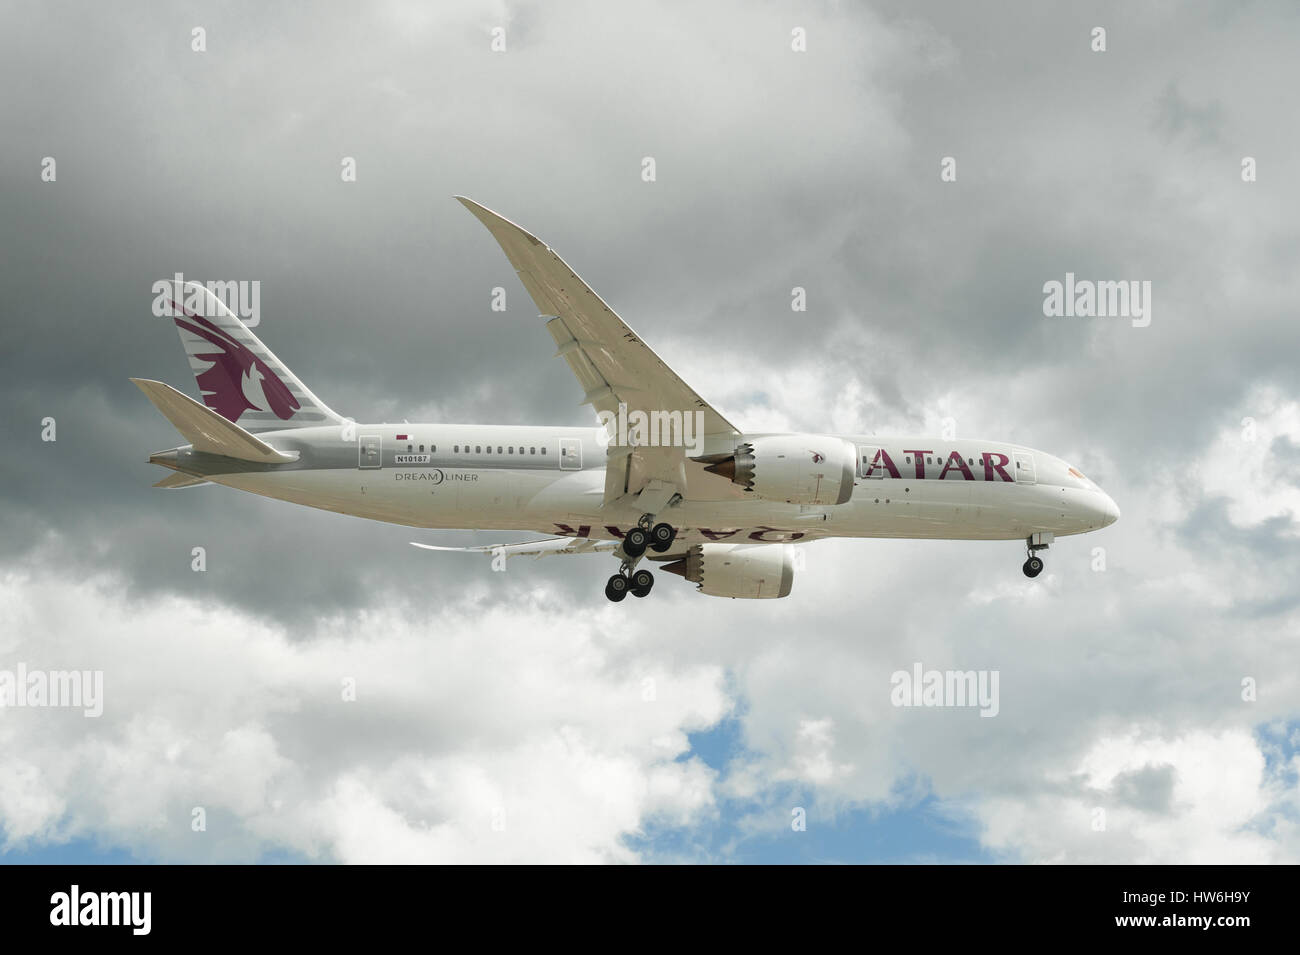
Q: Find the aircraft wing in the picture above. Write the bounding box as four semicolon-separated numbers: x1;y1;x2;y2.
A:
456;197;742;508
152;472;212;489
411;537;621;561
412;536;696;563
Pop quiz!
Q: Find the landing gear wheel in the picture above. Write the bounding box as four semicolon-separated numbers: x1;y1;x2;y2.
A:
1022;556;1043;578
649;523;676;553
623;527;650;558
630;568;654;597
605;574;630;602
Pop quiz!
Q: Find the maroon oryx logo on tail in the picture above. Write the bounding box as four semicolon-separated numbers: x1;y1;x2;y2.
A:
169;300;300;423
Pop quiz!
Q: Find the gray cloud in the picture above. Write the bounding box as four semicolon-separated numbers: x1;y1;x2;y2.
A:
1111;763;1177;813
2;0;1299;863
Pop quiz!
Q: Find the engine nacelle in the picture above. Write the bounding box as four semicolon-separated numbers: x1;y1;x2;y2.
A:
701;435;856;505
661;543;795;599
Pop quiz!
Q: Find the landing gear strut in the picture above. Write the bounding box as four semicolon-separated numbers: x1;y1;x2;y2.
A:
1022;533;1051;578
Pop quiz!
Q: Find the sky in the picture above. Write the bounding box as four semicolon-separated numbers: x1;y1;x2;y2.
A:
2;0;1298;863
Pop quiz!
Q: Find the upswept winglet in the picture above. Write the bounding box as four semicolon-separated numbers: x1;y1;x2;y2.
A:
454;197;739;440
455;197;742;508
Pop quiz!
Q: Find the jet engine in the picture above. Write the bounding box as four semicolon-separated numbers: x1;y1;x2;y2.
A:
660;543;795;599
698;435;856;505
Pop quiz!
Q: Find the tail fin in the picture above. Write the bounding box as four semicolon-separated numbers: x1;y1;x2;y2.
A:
131;378;298;464
161;280;341;432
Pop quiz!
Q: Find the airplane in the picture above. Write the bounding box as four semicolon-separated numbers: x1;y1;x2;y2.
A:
134;197;1120;602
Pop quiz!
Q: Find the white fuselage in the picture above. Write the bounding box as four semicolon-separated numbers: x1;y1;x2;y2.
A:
191;424;1120;546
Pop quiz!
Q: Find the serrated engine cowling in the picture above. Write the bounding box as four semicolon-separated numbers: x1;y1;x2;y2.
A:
701;435;855;505
661;543;795;599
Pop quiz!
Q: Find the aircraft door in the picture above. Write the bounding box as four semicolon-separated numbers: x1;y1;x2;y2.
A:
1013;451;1036;484
560;438;582;470
359;434;381;469
857;445;884;479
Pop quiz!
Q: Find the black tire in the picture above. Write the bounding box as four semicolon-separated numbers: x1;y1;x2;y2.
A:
649;523;676;553
631;568;654;592
623;527;649;557
605;574;629;602
1023;557;1043;578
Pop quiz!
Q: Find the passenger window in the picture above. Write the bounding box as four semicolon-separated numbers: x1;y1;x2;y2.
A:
431;445;436;452
541;447;547;456
419;445;424;452
487;446;492;454
530;447;536;454
476;446;481;453
906;456;911;464
407;444;413;452
454;445;459;453
497;446;502;454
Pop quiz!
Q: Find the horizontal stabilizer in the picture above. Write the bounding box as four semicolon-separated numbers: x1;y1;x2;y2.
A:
152;473;211;489
131;378;297;464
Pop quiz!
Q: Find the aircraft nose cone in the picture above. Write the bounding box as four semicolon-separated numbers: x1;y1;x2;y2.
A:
1099;492;1120;526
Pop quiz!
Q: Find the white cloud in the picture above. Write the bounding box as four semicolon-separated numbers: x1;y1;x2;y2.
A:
0;572;728;862
4;0;1300;867
1199;386;1300;530
978;729;1290;864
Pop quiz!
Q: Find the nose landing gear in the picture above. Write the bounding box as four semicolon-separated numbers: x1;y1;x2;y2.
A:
1022;532;1052;578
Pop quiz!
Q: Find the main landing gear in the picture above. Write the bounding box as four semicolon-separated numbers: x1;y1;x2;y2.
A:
1022;532;1052;578
605;514;677;601
605;573;630;601
605;566;656;601
620;516;677;559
